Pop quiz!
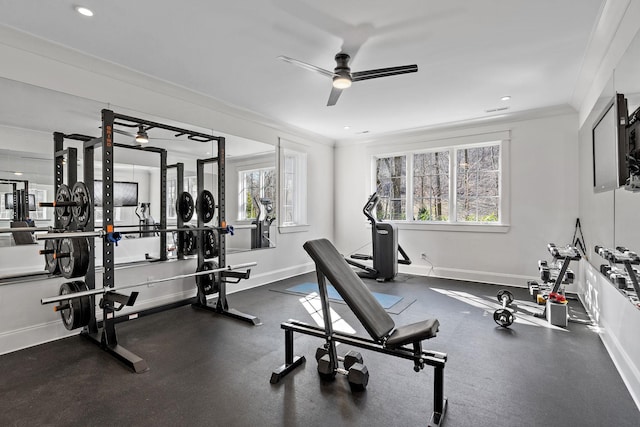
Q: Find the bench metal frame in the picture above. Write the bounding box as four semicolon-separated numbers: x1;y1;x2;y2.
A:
270;265;448;427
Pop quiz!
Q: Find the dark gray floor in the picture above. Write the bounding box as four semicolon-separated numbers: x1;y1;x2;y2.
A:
1;272;638;426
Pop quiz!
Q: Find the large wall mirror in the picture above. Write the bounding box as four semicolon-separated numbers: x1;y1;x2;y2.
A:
613;29;640;255
580;25;640;273
0;78;275;275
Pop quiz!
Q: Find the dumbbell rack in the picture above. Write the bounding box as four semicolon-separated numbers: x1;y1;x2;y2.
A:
595;246;640;308
527;244;581;327
528;243;580;304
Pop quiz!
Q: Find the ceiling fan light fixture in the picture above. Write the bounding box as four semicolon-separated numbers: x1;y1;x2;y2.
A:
333;75;352;89
135;126;149;145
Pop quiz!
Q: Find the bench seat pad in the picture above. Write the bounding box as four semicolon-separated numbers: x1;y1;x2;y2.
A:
303;238;396;341
385;319;439;349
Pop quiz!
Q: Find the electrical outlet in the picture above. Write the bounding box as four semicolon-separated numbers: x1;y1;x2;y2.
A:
421;252;427;260
147;277;154;287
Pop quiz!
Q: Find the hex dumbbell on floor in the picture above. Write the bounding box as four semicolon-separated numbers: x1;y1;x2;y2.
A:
493;289;515;328
315;346;369;390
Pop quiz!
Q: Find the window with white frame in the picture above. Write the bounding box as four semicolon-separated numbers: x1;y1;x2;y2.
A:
375;140;503;224
281;149;307;226
238;167;276;220
376;155;407;220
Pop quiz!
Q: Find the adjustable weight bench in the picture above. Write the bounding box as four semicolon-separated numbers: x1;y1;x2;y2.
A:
270;238;447;426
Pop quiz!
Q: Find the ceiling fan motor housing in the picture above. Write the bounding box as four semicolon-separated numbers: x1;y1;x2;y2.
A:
333;53;352;86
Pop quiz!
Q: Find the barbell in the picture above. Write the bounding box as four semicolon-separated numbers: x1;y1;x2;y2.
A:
41;261;257;305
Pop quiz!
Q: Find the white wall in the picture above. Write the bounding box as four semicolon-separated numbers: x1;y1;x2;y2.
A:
335;111;580;286
0;27;333;354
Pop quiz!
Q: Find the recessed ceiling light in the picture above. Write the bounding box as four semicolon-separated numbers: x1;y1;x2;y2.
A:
14;172;23;176
501;96;511;101
343;126;350;130
75;6;94;17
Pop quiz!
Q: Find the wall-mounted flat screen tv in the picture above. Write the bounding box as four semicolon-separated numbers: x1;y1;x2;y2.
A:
94;181;139;207
592;93;628;193
4;193;36;211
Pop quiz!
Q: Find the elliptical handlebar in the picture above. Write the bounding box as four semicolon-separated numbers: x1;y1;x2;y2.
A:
363;193;380;226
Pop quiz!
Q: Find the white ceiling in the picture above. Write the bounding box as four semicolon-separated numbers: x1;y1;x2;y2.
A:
0;0;606;140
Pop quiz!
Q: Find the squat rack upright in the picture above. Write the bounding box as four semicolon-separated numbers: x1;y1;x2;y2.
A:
45;109;258;372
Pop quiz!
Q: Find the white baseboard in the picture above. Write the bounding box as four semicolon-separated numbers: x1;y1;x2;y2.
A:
0;320;77;356
401;263;535;288
0;263;316;355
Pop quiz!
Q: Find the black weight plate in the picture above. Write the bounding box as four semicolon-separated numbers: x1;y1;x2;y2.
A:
72;281;91;328
196;261;219;295
59;282;84;330
58;237;90;279
71;181;91;228
197;190;216;223
493;308;514;327
43;238;60;275
496;289;514;306
55;184;72;228
202;227;218;259
180;225;197;255
176;192;194;222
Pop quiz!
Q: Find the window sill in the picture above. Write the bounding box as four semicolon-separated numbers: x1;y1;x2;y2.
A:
278;224;310;234
396;221;510;233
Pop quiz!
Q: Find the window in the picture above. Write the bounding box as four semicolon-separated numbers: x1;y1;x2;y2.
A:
238;167;276;220
413;151;449;221
374;140;504;225
456;145;500;222
376;155;406;220
281;149;307;226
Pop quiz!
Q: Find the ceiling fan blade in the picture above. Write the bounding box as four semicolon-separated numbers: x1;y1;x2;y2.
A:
278;56;335;79
352;64;418;82
327;87;343;106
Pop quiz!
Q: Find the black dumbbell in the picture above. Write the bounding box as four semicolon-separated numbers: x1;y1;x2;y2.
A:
315;346;367;389
493;289;515;327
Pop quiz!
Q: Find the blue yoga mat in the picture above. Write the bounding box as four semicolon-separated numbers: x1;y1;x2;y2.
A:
285;282;403;309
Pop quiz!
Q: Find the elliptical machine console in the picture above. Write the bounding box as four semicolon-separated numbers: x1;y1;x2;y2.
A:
346;193;411;281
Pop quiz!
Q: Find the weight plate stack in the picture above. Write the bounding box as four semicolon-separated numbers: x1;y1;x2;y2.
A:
43;238;61;275
196;261;219;295
59;281;91;331
176;192;195;222
180;225;197;255
55;184;73;228
71;181;91;228
58;237;90;279
197;190;216;223
202;227;218;259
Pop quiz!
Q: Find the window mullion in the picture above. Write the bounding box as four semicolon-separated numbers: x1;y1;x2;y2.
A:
450;148;456;223
407;154;414;222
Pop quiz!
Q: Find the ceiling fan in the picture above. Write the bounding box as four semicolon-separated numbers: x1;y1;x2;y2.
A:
278;53;418;106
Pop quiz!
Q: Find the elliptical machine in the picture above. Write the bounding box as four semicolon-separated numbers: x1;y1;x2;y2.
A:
136;202;157;237
346;193;411;281
251;196;275;249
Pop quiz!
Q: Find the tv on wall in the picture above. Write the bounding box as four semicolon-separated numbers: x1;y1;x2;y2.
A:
93;181;139;207
4;193;36;211
592;93;628;193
